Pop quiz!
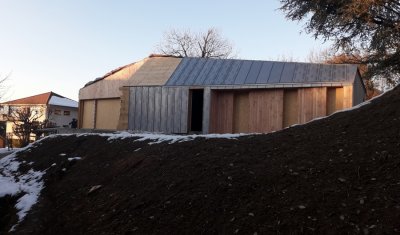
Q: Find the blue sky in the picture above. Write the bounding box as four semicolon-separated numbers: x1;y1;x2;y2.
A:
0;1;330;101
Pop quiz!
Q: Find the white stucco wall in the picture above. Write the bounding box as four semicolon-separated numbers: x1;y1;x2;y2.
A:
48;105;78;127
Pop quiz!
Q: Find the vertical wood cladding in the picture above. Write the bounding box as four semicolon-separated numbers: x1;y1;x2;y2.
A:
96;99;121;130
209;91;234;133
127;86;351;134
128;86;189;134
343;86;353;109
210;89;283;134
327;87;344;115
117;87;130;130
202;87;211;134
81;100;95;129
298;87;327;124
248;90;284;133
283;89;298;128
233;92;249;133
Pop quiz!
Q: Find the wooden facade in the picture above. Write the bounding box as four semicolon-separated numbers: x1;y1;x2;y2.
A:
81;100;95;129
233;92;249;133
95;99;120;130
206;86;355;134
298;88;327;124
123;85;360;135
79;56;181;130
80;98;120;130
80;56;366;134
209;91;234;133
128;86;189;133
283;89;298;128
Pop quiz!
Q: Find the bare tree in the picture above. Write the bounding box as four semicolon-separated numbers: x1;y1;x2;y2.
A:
8;106;45;147
157;28;236;59
306;48;335;64
274;54;300;62
0;73;11;101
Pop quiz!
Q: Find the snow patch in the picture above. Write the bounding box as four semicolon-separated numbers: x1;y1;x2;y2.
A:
0;148;20;154
0;176;20;197
68;157;82;161
14;170;45;220
0;145;46;230
103;132;247;145
48;95;78;108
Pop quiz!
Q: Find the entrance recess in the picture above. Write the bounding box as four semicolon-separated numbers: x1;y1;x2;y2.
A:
189;89;204;132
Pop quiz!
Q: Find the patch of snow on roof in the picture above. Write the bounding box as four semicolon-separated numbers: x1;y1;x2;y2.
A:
48;96;78;108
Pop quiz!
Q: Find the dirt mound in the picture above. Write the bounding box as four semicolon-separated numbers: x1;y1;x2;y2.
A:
3;86;400;234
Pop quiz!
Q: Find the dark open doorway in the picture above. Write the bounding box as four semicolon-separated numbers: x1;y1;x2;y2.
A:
190;89;204;132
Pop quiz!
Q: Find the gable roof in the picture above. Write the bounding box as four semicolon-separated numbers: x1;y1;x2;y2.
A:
2;92;78;108
48;95;79;108
165;57;360;86
3;92;54;105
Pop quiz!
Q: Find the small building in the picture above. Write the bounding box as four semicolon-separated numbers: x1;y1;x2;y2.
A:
79;56;366;134
0;92;78;146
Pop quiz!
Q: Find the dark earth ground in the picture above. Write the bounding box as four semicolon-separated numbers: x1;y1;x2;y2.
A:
1;86;400;234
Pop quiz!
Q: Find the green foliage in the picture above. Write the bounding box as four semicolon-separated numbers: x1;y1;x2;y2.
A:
280;0;400;86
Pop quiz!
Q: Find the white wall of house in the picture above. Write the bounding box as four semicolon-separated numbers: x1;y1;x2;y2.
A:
47;105;78;127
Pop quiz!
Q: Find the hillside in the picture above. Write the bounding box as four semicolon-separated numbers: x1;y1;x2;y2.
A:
1;86;400;234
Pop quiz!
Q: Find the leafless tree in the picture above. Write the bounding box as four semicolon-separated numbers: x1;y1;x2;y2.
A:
274;54;299;62
157;28;236;59
0;73;11;101
8;106;45;147
306;48;335;64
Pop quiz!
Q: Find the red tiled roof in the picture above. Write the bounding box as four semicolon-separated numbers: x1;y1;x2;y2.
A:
2;92;64;105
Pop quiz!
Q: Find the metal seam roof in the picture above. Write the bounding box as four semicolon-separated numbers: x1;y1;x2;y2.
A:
165;57;359;86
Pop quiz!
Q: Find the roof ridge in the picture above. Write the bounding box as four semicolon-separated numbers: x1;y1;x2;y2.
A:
46;92;66;104
183;57;360;67
3;92;51;103
1;92;77;105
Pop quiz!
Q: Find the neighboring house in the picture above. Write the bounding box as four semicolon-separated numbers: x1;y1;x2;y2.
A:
79;55;366;134
0;92;78;146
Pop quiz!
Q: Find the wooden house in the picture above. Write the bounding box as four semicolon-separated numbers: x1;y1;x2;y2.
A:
79;56;366;134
